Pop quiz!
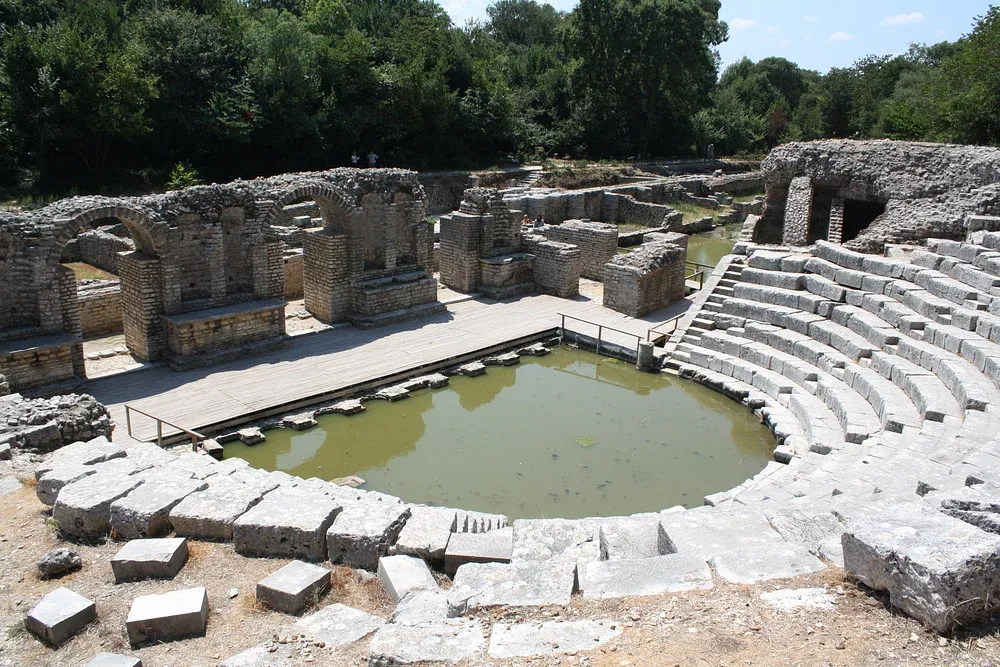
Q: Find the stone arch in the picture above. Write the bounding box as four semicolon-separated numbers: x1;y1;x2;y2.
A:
262;182;359;235
49;203;163;264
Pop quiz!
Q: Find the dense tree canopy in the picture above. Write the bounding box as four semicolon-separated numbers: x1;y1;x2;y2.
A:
0;0;998;191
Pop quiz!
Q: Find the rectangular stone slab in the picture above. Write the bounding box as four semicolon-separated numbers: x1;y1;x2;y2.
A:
368;622;485;666
445;527;513;575
487;620;621;659
390;589;449;625
510;518;600;563
710;544;827;584
53;473;144;538
392;506;456;562
169;477;266;541
327;502;410;570
842;502;1000;632
233;490;341;561
256;560;330;614
126;587;209;645
83;653;143;667
25;586;97;646
291;603;385;645
658;507;784;558
578;553;713;599
110;474;208;539
111;538;188;583
377;554;438;603
34;437;124;479
447;560;576;616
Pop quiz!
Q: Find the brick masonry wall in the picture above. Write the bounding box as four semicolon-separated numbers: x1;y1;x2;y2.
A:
119;252;164;362
63;230;134;275
782;176;813;247
283;250;304;300
829;197;845;244
439;212;483;293
480;254;535;296
603;241;686;316
541;220;618;281
304;230;349;323
350;275;437;316
523;236;581;298
0;339;79;391
78;281;123;337
164;302;284;358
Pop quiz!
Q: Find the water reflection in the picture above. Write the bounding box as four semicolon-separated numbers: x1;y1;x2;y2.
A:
227;346;775;520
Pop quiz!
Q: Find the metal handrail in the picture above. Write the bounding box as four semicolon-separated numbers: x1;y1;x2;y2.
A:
685;269;706;291
124;404;205;452
646;314;684;343
685;260;715;271
558;313;642;358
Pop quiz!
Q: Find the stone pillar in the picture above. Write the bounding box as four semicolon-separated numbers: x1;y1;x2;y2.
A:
828;197;845;244
782;176;813;247
439;212;482;293
636;341;655;372
207;225;227;306
57;265;85;377
303;229;349;323
119;252;164;361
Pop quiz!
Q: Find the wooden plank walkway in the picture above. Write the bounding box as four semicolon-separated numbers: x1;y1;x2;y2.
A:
85;293;690;442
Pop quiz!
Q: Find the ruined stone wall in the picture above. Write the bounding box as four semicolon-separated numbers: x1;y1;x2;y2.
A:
522;237;581;298
603;241;686;316
0;392;112;451
540;220;618;281
0;338;80;391
62;229;134;274
763;140;1000;252
77;281;123;337
164;300;285;360
283;250;304;300
782;176;813;247
350;275;437;317
707;172;763;195
478;254;536;299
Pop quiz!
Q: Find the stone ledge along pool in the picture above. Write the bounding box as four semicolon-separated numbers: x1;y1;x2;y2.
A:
225;346;775;520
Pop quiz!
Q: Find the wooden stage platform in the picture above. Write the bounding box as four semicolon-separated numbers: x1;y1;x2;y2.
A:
84;293;689;442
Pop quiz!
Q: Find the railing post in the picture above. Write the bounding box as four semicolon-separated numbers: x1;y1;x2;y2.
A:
125;406;133;439
596;326;602;355
157;420;163;448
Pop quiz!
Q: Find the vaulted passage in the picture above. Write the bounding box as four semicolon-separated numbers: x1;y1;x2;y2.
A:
842;198;886;243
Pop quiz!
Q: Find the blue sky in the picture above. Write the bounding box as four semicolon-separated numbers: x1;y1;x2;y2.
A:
441;0;994;74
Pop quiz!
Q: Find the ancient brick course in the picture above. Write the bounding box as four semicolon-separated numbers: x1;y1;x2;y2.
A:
541;220;618;281
603;241;687;317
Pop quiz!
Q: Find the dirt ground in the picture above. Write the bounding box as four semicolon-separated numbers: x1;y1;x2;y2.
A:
2;478;1000;667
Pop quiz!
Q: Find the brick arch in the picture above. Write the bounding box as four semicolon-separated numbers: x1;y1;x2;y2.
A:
262;182;359;235
49;203;163;264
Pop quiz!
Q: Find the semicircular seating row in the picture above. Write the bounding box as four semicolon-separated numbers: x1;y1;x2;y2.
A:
670;237;1000;509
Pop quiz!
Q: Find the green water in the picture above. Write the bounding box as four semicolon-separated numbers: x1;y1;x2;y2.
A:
226;347;775;520
686;233;737;268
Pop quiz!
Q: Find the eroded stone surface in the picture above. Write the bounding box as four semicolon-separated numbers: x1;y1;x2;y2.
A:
444;527;513;575
368;622;485;666
111;538;188;583
511;518;599;563
82;653;142;667
710;544;827;584
53;472;144;538
447;560;576;616
488;620;621;659
233;490;341;561
257;560;331;614
391;589;450;625
327;502;410;570
378;555;437;603
292;603;385;645
578;553;712;599
109;473;207;539
392;506;456;562
169;476;266;541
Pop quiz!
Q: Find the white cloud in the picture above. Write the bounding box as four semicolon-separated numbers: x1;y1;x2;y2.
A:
879;12;927;27
766;26;778;35
828;31;855;43
804;16;820;23
731;18;759;31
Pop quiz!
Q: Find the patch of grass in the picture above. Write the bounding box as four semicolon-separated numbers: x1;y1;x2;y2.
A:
64;262;116;281
733;191;764;203
669;201;721;223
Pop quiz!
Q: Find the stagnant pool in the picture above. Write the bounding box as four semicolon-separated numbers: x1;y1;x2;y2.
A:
226;347;775;520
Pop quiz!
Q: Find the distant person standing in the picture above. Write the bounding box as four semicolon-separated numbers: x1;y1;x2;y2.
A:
367;151;378;168
707;143;715;159
351;151;359;166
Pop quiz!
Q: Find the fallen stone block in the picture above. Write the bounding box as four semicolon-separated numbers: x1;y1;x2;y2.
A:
447;561;576;616
53;472;144;538
444;527;513;575
517;343;551;357
34;436;124;479
711;544;827;584
375;385;410;401
292;603;385;645
327;502;410;570
111;538;188;583
484;352;520;366
36;464;97;505
391;589;449;625
37;547;83;579
401;373;449;391
25;587;97;646
578;553;712;599
201;438;224;460
257;560;330;614
456;361;487;377
392;506;456;562
378;555;437;603
368;622;485;666
110;473;208;539
842;502;1000;632
0;475;22;496
316;398;365;416
282;413;317;430
126;587;209;646
237;428;265;445
233;490;341;561
83;653;142;667
169;476;266;541
488;620;621;659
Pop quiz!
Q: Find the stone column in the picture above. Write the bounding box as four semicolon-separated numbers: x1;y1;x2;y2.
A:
782;176;814;247
439;212;482;293
828;197;845;244
303;229;349;323
119;252;164;361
